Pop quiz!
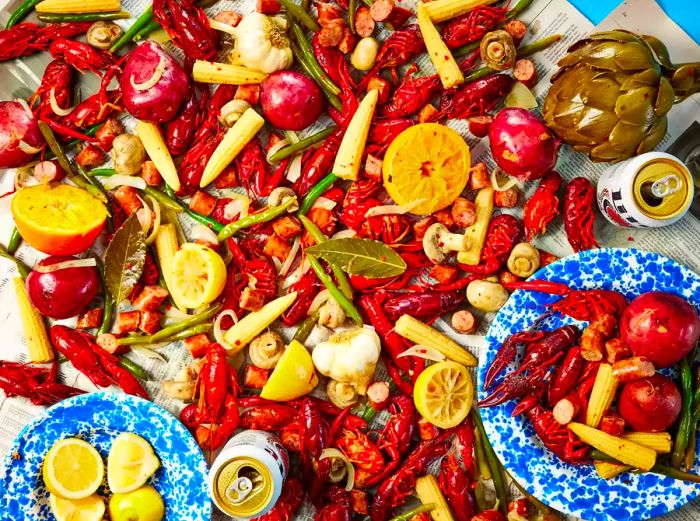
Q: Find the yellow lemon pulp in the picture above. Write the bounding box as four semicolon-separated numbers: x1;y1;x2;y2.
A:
42;438;104;500
49;493;105;521
109;485;165;521
169;243;227;309
413;361;473;429
107;433;161;494
261;340;319;401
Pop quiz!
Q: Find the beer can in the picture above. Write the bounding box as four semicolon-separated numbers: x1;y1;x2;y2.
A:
208;430;289;520
597;151;694;228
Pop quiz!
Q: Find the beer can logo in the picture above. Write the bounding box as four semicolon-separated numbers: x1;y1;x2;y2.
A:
598;187;633;228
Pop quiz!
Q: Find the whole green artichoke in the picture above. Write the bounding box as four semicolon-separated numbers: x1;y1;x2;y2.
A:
543;29;700;162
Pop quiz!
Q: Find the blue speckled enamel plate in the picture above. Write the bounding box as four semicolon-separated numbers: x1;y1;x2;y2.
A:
0;392;211;521
478;248;700;521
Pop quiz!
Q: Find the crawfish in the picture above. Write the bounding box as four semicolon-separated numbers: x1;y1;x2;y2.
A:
0;22;91;62
524;396;589;465
381;65;443;119
281;269;320;327
295;128;343;196
548;346;585;405
165;83;209;156
315;486;352;521
366;118;414;156
383;291;466;322
360;25;425;86
236;138;271;199
484;330;547;391
549;289;628;321
439;454;476;521
0;360;84;406
524;171;563;241
179;129;224;195
30;59;74;118
299;397;331;501
334;429;384;488
480;355;562;409
60;66;121;131
312;33;355;90
442;5;507;49
360;214;412;245
459;214;524;276
90;344;148;399
359;295;412;374
152;0;217;60
564;177;599;252
50;325;112;388
49;38;113;74
240;404;298;430
439;73;514;120
255;478;304;521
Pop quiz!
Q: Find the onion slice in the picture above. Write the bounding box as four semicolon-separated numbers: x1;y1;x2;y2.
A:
33;258;98;273
130;55;167;91
309;289;331;314
365;199;425;217
285;153;302;183
102;175;147;190
279;236;300;277
132;345;167;362
397;344;447;362
310;197;337;211
320;448;355;491
49;87;74;116
209;18;237;35
332;229;357;239
284;258;310;288
190;224;219;248
18;140;43;155
214;309;239;350
491;167;518;192
144;195;161;245
265;138;290;163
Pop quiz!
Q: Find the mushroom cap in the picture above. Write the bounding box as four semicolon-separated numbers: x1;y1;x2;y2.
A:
422;222;450;263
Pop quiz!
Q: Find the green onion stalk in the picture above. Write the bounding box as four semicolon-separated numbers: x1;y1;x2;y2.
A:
5;0;42;28
110;6;154;53
299;173;339;215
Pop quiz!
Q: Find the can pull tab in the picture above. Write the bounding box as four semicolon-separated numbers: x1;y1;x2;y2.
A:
651;174;682;198
225;476;254;505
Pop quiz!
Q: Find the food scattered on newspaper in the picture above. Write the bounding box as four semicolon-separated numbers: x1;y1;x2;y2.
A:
0;0;699;518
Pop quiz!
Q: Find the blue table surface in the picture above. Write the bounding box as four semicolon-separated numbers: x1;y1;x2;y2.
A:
570;0;700;44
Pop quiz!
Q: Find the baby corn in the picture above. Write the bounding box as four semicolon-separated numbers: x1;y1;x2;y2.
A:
35;0;120;13
594;461;629;480
136;121;180;192
417;3;463;89
621;432;673;454
193;60;267;85
395;314;477;366
332;89;378;181
586;363;618;428
415;475;453;521
14;277;54;363
224;293;298;354
569;422;656;471
422;0;496;22
154;224;186;311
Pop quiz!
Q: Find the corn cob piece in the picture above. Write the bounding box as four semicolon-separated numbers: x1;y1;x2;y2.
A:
13;277;54;363
457;187;494;264
621;432;673;454
586;363;618;428
594;461;630;480
192;60;268;85
224;292;298;354
332;89;379;180
415;474;452;521
422;0;496;23
35;0;120;14
135;121;180;192
200;107;265;187
154;224;187;311
417;3;464;89
569;422;656;471
395;314;477;366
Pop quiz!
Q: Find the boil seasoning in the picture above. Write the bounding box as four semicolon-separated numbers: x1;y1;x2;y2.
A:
209;431;289;519
597;152;694;228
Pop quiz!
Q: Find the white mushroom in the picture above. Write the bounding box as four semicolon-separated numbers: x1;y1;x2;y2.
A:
326;379;360;409
249;330;285;369
422;223;467;263
466;279;509;312
507;242;541;278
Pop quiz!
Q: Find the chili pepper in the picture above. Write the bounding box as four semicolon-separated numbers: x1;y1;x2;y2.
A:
133;19;161;41
50;325;112;388
299;173;339;215
6;0;43;28
672;354;695;468
117;304;222;345
217;197;297;241
110;6;153;52
473;408;508;514
501;279;571;296
38;11;131;22
296;130;343;197
388;504;436;521
0;243;30;279
306;254;362;326
359;295;411;372
118;356;147;380
269;126;338;163
7;227;21;256
591;450;700;483
279;0;320;30
292;312;319;343
95;259;114;336
300;215;352;298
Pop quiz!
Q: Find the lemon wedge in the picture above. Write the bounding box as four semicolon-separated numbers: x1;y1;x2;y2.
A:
107;433;160;494
43;438;104;500
261;340;318;401
49;493;105;521
414;361;473;429
168;243;227;309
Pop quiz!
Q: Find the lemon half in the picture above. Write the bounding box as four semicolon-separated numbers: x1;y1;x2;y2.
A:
49;494;105;521
107;433;160;494
261;340;318;401
414;361;473;429
169;243;227;309
43;438;104;500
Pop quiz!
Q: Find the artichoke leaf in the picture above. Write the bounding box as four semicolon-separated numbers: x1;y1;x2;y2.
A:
589;30;641;44
614;42;657;71
620;69;661;90
608;121;646;155
614;86;657;126
641;35;673;70
636;116;668;154
590;141;631;162
654;76;675;116
671;64;700;100
572;107;618;140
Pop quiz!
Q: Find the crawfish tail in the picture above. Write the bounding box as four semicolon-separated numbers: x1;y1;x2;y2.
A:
439;73;513;120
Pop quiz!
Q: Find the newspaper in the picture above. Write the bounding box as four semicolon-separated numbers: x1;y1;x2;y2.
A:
0;0;698;519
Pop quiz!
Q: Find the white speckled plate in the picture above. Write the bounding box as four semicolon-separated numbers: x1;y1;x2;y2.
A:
478;248;700;521
0;392;211;521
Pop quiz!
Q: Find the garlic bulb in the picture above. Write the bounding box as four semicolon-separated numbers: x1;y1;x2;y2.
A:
233;13;293;74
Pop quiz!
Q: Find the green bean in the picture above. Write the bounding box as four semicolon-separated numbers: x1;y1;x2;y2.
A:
278;0;320;31
59;124;101;155
685;433;697;471
87;168;116;177
96;258;114;336
299;215;352;298
473;426;492;480
289;41;343;111
301;0;311;12
133;19;162;41
162;185;223;231
361;403;376;423
7;227;21;255
76;163;110;203
591;450;700;483
293;312;319;343
388;504;435;521
290;24;341;95
160;323;213;343
37;11;131;22
110;6;153;53
217;197;297;241
693;366;700;405
299;173;338;215
269;126;337;163
307;254;362;326
0;244;30;279
505;0;534;19
6;0;42;28
473;407;508;513
143;187;184;213
117;304;222;345
119;356;148;380
672;355;694;467
348;0;357;33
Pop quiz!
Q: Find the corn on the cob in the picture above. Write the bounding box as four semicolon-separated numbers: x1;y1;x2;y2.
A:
200;107;265;187
457;187;494;264
135;121;180;192
414;474;452;521
192;60;268;85
586;363;618;428
621;432;673;454
416;3;464;89
154;224;187;311
395;314;477;366
422;0;496;22
594;461;630;480
569;422;656;471
332;89;379;180
35;0;120;14
13;277;54;363
224;292;298;354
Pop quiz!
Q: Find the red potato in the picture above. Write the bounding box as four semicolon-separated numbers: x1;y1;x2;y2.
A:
0;100;44;168
120;41;190;123
620;291;700;368
618;373;682;432
260;71;324;130
26;256;100;319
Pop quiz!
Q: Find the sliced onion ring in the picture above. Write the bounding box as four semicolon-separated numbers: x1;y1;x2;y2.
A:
190;224;219;248
279;236;300;277
209;18;237;35
285;153;303;183
332;229;357;239
310;197;336;211
309;289;331;314
320;448;355;491
214;309;239;350
102;175;147;190
265;138;290;163
49;87;74;117
491;166;518;192
130;55;167;91
144;195;161;245
33;258;98;273
397;344;447;362
18;140;43;155
365;199;425;217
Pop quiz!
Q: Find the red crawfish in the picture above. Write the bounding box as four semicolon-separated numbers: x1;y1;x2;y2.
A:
281;270;320;327
439;73;513;120
548;346;585;405
383;291;467;322
360;24;425;87
0;360;84;406
50;325;113;388
334;429;384;488
254;478;304;521
459;214;524;276
381;66;442;119
438;419;477;521
90;343;148;399
524;171;563;241
179;130;224;195
240;404;297;430
564;177;599;252
299;397;331;501
49;38;113;74
360;214;412;245
152;0;217;60
549;289;628;321
60;65;122;131
312;33;355;90
340;179;381;231
484;330;546;390
441;5;507;49
327;72;359;129
366;119;414;156
235;138;271;199
30;59;73;119
165;83;209;156
315;486;352;521
295;128;343;196
0;22;91;62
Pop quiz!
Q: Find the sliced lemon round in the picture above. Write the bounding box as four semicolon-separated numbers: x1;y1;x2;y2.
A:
42;438;104;500
107;433;161;494
414;361;473;429
169;243;227;309
49;493;105;521
383;123;471;215
261;340;318;401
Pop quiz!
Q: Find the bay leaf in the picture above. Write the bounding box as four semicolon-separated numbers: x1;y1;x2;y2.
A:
304;238;406;278
104;214;147;304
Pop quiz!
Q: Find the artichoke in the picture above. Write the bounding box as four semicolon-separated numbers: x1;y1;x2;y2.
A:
543;29;700;162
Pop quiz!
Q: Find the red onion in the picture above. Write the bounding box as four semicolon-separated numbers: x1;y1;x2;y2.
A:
260;71;324;131
0;100;45;168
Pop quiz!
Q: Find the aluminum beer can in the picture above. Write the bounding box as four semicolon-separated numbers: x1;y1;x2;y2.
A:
597;151;693;228
209;430;289;520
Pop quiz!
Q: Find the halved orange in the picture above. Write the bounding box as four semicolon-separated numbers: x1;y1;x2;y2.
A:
382;123;471;215
12;184;107;255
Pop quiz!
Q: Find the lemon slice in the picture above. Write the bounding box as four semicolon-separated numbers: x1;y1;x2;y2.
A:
414;361;473;429
383;123;471;215
49;494;105;521
107;433;161;494
109;485;165;521
169;243;227;309
261;340;318;401
42;438;104;500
